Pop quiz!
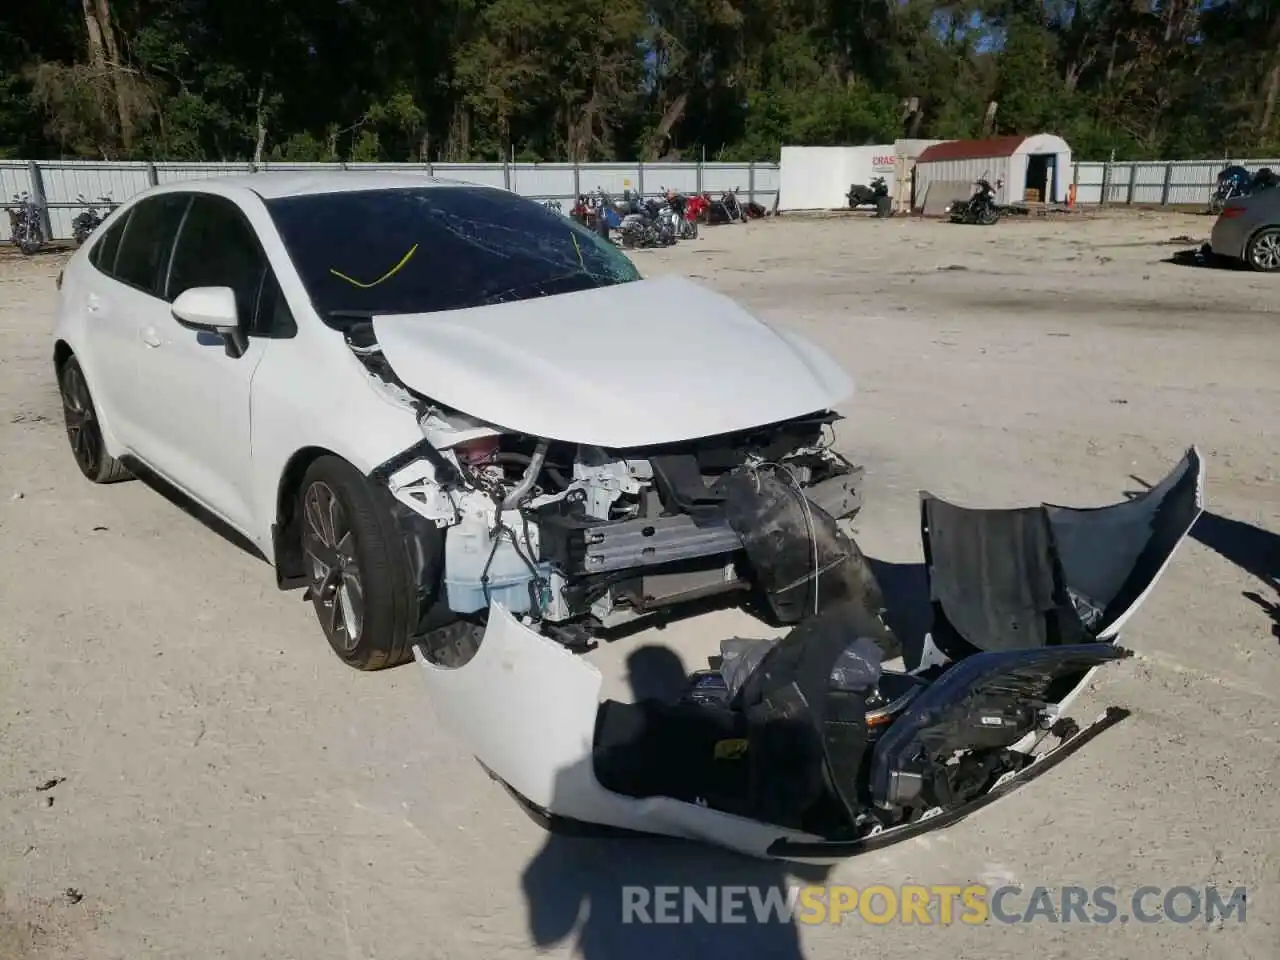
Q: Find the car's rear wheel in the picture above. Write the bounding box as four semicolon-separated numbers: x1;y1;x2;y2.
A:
58;356;132;484
298;455;420;670
1245;227;1280;272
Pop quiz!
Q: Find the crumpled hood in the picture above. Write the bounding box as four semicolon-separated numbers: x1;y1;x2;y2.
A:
370;275;853;447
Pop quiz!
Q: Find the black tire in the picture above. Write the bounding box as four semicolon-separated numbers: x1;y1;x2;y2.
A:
298;455;422;670
1244;226;1280;272
58;355;133;484
875;196;892;218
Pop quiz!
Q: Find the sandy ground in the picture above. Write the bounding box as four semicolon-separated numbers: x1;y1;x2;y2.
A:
1;208;1278;959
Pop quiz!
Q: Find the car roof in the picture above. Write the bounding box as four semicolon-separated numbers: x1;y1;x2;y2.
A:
148;170;484;201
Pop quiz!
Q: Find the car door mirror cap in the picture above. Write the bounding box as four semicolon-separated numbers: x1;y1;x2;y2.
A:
171;286;248;358
172;285;238;331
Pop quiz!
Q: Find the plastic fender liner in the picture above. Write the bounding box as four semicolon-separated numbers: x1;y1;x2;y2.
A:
869;643;1134;811
765;706;1131;862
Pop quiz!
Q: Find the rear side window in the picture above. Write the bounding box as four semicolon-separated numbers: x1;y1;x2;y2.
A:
89;212;130;274
113;194;190;295
167;194;293;337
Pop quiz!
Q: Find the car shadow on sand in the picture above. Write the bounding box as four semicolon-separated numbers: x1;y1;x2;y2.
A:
119;456;269;563
520;644;833;960
1128;474;1280;643
1162;246;1249;270
521;813;833;959
1191;509;1280;643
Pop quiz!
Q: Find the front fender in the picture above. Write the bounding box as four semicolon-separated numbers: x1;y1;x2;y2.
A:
248;347;424;548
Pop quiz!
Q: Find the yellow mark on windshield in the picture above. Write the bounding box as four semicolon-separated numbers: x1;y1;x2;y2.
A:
329;244;419;288
570;232;584;269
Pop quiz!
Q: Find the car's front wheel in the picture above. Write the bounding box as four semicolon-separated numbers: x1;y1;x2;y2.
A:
1245;227;1280;272
58;355;132;484
298;455;423;670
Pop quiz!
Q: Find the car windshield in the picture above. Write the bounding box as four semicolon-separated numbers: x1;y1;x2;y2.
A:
264;185;640;321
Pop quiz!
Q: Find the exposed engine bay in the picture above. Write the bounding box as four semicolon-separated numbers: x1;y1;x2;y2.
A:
344;315;867;647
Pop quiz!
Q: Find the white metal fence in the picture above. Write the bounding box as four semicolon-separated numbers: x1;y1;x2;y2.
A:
1071;158;1280;205
0;159;778;242
3;156;1276;242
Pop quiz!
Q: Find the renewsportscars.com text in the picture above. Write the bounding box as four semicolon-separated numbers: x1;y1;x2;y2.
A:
621;884;1248;926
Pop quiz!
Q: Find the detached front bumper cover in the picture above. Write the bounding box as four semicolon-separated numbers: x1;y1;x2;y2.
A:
412;447;1204;862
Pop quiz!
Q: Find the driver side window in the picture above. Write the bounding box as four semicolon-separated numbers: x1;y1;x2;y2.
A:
166;194;295;338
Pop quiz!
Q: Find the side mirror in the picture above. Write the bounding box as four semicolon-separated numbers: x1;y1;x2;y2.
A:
171;286;248;358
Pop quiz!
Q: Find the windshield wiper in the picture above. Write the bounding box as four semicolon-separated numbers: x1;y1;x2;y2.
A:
323;308;377;331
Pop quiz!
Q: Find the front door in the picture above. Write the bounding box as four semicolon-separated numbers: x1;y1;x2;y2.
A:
132;193;278;535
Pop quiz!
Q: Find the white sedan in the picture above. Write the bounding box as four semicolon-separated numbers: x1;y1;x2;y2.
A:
52;171;866;670
52;171;1207;860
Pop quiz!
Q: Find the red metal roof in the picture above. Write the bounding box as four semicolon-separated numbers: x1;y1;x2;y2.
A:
916;135;1029;164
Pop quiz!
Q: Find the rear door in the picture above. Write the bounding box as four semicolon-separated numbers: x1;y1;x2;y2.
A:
81;193;190;451
76;210;134;436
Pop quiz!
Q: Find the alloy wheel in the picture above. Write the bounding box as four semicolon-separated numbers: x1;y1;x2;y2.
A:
1249;229;1280;271
302;481;366;652
60;362;101;476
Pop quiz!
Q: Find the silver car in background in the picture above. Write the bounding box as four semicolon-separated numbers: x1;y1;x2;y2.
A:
1209;187;1280;271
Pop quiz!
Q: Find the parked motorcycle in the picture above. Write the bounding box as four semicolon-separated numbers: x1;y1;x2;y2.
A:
719;187;746;223
684;192;710;228
5;192;47;255
1209;164;1279;214
1210;166;1253;214
948;177;1003;225
665;191;699;239
847;176;892;218
645;195;679;245
661;190;698;241
1254;167;1280;192
700;189;740;226
542;199;563;215
618;192;677;249
571;190;622;241
72;194;113;246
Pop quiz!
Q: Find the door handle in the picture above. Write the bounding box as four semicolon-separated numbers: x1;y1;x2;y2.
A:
141;327;162;348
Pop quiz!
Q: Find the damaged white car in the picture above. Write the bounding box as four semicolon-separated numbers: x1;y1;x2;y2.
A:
52;172;1206;861
52;171;865;668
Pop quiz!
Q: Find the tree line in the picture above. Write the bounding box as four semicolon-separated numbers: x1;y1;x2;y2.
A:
2;1;1277;165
